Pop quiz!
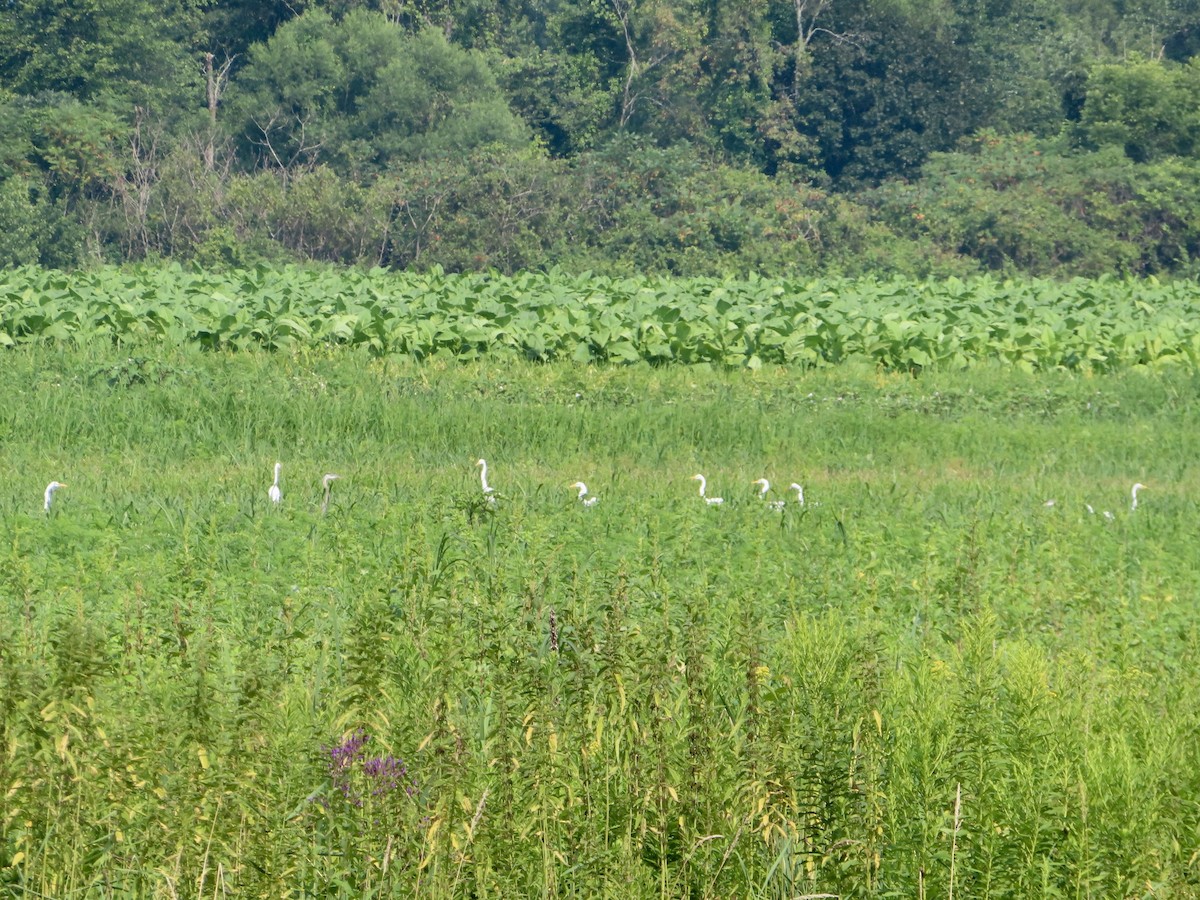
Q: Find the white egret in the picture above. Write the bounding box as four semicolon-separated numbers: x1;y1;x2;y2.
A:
789;483;806;506
1131;482;1147;510
476;459;495;494
752;478;785;511
269;461;282;505
570;481;600;507
321;473;340;514
476;459;498;507
691;474;724;506
43;481;66;512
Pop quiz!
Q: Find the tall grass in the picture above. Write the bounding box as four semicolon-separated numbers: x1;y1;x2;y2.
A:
1;346;1199;896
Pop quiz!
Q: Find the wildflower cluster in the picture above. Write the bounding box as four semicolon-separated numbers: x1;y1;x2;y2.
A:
323;729;418;809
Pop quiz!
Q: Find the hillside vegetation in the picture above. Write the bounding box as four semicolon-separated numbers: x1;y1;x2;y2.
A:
3;1;1200;276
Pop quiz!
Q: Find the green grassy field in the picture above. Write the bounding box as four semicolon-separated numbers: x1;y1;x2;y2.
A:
2;345;1199;898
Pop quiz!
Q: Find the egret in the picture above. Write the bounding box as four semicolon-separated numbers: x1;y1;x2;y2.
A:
269;461;282;505
789;483;806;506
43;481;66;512
321;473;340;515
476;459;498;507
476;459;495;495
752;478;785;511
570;481;600;507
691;474;723;506
1131;482;1147;510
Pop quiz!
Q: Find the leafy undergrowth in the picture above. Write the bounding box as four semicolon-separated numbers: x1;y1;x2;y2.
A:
1;348;1198;897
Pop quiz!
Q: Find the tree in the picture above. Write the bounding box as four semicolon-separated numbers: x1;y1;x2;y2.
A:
225;9;530;176
0;0;204;115
1077;56;1200;161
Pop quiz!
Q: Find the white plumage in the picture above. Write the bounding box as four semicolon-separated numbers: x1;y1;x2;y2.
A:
571;481;600;506
269;461;282;505
691;474;723;506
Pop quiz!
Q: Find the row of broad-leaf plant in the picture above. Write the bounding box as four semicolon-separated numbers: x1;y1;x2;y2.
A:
2;265;1199;370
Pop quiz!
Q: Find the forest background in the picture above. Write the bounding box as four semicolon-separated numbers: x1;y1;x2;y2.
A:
3;0;1200;279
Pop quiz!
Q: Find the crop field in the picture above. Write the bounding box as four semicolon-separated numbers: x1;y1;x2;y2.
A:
3;266;1200;370
1;270;1200;898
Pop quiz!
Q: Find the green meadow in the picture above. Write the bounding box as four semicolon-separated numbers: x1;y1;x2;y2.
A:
2;342;1199;897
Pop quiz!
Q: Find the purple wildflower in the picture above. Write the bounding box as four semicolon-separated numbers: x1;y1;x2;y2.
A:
320;731;419;809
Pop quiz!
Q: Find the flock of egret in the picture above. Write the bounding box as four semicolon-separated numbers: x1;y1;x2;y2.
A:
36;463;1147;520
1043;482;1146;519
752;478;805;510
475;460;807;511
263;463;342;513
38;466;347;515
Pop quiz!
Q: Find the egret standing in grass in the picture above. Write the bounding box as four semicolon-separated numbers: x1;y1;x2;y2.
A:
570;481;600;507
269;461;283;505
44;481;66;512
691;474;723;506
476;459;498;506
1131;482;1147;510
752;478;785;510
321;473;340;515
789;483;806;506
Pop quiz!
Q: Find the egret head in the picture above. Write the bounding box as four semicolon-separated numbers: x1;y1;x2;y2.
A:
322;473;340;489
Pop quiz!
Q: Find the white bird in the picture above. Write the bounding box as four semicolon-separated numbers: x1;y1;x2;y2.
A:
789;483;806;506
43;481;66;512
1131;482;1147;510
476;459;495;494
476;459;498;507
752;478;785;510
269;461;282;505
691;474;723;506
321;473;340;515
570;481;600;507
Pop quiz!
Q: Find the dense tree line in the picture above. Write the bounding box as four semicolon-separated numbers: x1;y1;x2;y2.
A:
2;0;1200;277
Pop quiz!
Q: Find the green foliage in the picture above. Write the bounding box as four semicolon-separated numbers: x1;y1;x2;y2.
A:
0;94;124;192
5;0;1200;277
1077;56;1200;161
558;139;821;276
0;0;203;112
3;265;1200;373
0;178;43;268
225;10;529;175
872;131;1200;276
0;177;82;270
1;346;1200;895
